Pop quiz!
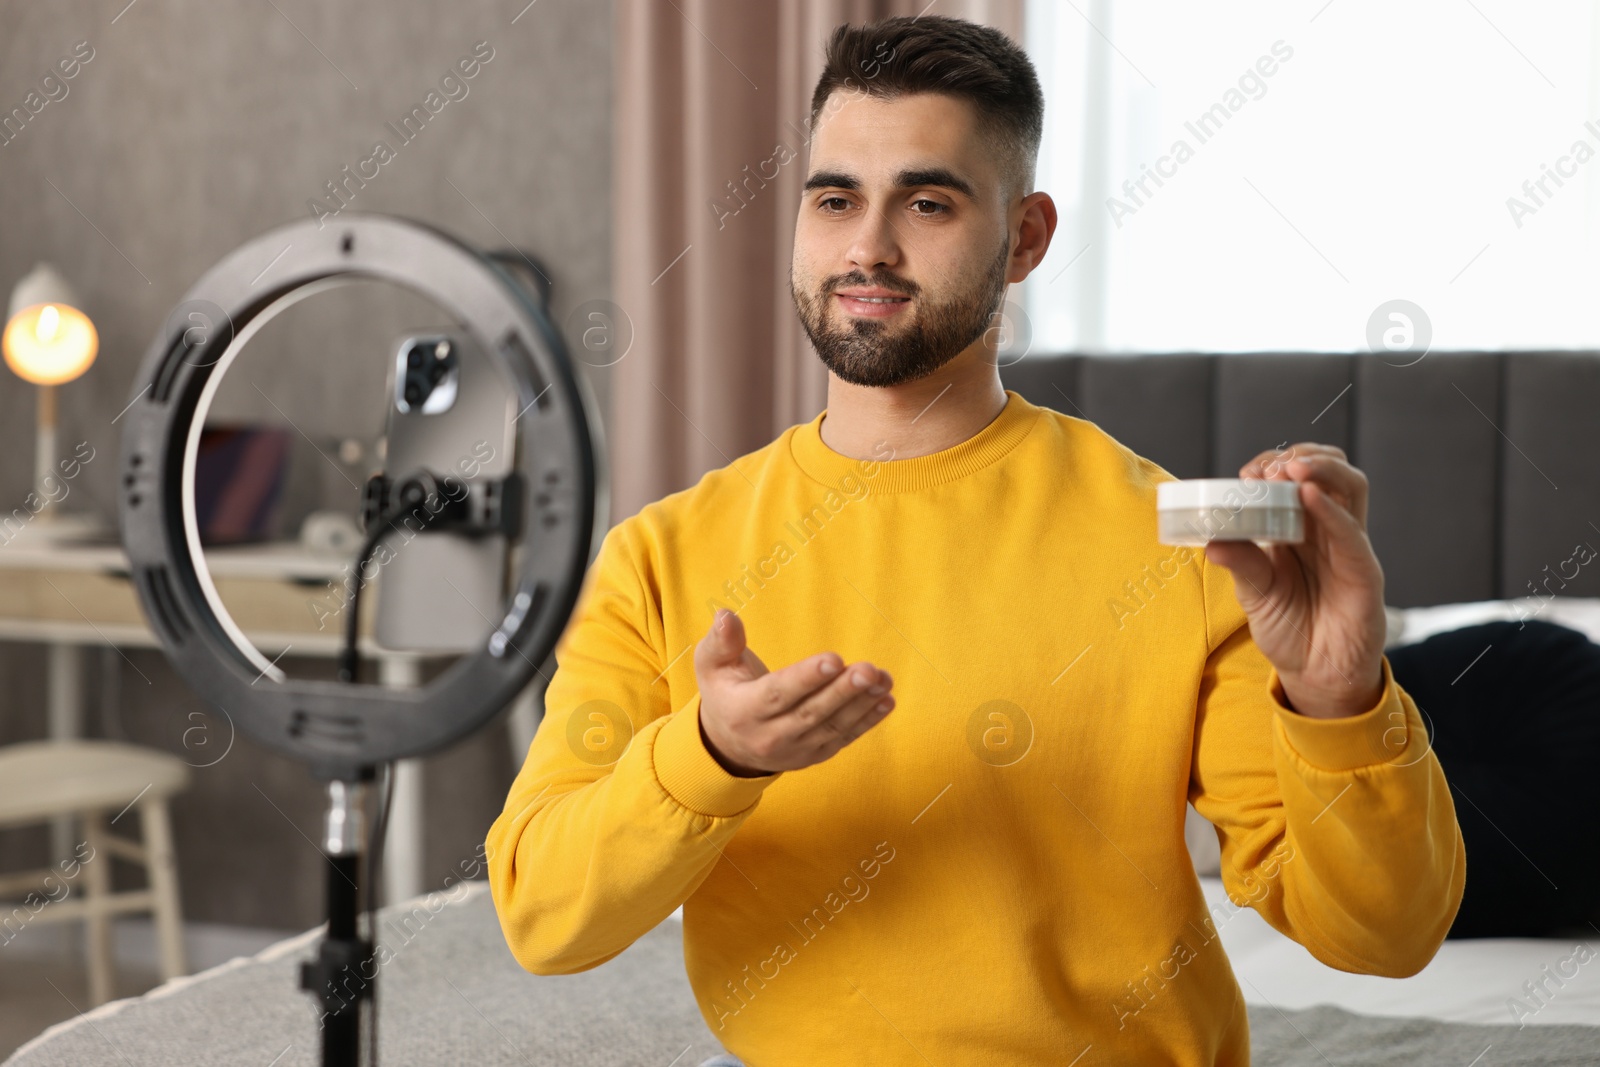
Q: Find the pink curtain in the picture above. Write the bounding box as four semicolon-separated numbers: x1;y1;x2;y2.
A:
611;0;1025;523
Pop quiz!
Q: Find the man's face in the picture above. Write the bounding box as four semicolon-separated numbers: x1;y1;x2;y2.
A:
791;91;1013;388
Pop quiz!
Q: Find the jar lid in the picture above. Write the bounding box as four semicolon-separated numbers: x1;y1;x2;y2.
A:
1156;478;1302;510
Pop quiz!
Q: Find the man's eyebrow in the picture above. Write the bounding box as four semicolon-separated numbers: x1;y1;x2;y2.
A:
803;170;859;193
801;166;977;200
894;167;976;201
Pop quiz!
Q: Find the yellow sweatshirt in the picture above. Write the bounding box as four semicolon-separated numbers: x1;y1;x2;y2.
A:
486;388;1466;1066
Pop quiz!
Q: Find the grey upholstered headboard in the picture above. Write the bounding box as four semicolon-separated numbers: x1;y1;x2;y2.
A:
1000;352;1600;608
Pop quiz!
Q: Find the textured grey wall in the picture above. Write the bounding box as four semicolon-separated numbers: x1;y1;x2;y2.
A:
0;0;612;930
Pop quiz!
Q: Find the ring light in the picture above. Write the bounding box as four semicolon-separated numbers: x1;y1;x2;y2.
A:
118;212;605;780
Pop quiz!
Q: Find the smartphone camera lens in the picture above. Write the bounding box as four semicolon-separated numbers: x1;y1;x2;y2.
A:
397;336;457;413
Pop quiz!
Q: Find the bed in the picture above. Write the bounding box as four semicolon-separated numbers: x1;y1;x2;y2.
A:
4;877;1597;1067
8;350;1600;1063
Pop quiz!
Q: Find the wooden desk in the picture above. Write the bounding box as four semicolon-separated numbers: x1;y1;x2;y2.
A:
0;538;514;905
0;540;381;655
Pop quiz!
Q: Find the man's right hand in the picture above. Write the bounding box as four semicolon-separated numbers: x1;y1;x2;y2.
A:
694;607;896;777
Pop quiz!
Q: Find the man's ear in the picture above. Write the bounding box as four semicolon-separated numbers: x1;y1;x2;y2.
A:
1007;190;1058;285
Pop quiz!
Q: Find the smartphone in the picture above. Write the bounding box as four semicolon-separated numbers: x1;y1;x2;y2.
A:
373;328;517;653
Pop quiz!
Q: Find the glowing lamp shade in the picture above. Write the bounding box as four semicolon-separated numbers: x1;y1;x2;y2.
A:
2;263;108;542
4;301;99;385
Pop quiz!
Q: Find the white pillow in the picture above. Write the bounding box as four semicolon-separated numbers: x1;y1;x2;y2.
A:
1385;596;1600;649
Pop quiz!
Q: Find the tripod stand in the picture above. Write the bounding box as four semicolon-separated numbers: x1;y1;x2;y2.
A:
299;774;379;1067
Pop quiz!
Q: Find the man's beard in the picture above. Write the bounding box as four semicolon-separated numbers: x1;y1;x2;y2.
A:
791;236;1011;388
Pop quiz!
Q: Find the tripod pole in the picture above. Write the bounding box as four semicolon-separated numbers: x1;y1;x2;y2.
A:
300;777;373;1067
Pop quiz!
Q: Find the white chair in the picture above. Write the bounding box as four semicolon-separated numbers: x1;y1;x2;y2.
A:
0;740;191;1006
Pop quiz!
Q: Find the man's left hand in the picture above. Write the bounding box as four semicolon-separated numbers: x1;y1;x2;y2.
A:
1202;443;1387;719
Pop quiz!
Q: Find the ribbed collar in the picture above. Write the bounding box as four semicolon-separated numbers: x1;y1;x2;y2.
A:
789;388;1043;494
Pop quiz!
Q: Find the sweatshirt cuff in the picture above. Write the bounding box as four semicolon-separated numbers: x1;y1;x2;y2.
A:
652;691;779;818
1268;656;1411;772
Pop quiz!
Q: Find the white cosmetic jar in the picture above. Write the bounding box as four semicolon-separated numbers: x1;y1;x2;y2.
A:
1156;478;1304;545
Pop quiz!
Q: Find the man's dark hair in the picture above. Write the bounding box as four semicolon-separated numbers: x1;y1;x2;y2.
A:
807;15;1045;200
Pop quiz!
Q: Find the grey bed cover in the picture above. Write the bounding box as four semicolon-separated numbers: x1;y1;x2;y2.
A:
4;882;1594;1066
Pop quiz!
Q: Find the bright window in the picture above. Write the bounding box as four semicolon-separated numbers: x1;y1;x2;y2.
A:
1018;0;1600;355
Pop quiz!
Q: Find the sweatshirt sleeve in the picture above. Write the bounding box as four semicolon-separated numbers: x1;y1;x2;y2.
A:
485;517;780;976
1187;555;1467;978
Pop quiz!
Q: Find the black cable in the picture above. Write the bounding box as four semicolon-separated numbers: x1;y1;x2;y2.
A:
339;480;441;682
365;760;394;1067
335;474;475;1063
338;509;402;684
336;496;411;1065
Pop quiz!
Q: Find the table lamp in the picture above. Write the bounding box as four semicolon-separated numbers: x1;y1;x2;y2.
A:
3;262;105;541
